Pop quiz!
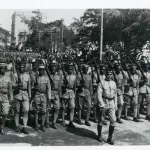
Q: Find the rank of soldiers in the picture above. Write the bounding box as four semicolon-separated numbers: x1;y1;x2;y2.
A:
0;51;149;146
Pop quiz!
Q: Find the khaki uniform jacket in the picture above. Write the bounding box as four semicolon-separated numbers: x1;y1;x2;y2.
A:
139;72;150;94
97;79;117;109
13;72;31;100
34;75;51;100
0;74;13;102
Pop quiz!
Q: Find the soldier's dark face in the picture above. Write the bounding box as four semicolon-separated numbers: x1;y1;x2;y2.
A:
106;74;112;81
51;68;57;74
83;68;88;74
130;66;137;75
19;67;25;73
39;68;44;76
68;68;73;74
32;65;36;71
100;67;105;74
0;67;6;75
143;66;149;72
115;66;121;73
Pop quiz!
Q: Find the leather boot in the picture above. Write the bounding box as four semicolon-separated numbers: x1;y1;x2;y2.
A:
85;107;91;126
93;107;98;123
78;110;84;125
0;126;6;135
107;125;115;145
97;124;103;142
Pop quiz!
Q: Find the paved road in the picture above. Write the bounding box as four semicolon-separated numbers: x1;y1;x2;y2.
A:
0;114;150;146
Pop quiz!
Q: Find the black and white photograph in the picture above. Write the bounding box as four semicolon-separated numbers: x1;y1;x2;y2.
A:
0;0;150;146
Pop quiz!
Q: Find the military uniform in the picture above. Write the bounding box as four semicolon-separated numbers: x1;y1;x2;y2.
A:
124;64;140;122
138;63;150;120
97;70;117;145
92;64;106;123
45;63;61;129
13;72;31;113
61;64;76;127
33;65;51;131
12;62;31;134
76;64;93;126
114;63;127;123
0;60;13;135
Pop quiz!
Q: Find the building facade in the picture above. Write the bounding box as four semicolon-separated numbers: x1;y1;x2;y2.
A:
0;27;11;51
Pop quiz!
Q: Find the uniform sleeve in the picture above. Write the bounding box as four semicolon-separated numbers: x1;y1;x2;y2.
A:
97;83;105;107
28;75;31;98
73;76;77;97
59;74;63;97
76;73;81;85
93;72;97;84
8;79;13;101
12;73;18;88
47;77;51;100
89;77;93;95
136;76;140;94
113;82;117;108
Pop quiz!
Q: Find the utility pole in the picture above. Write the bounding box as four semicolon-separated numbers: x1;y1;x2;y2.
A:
50;27;53;54
61;18;64;52
100;9;103;62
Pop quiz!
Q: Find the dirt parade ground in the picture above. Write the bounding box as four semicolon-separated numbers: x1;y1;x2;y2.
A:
0;112;150;146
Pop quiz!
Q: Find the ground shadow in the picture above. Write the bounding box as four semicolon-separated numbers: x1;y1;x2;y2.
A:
66;126;97;141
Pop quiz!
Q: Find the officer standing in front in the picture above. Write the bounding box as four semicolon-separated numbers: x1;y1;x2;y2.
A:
97;69;117;145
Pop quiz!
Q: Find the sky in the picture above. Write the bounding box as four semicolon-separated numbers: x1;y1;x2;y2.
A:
0;9;86;32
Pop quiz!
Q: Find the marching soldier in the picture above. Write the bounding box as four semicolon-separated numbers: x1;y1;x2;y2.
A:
92;65;99;123
76;64;93;126
138;63;150;120
45;63;61;129
0;58;13;135
32;64;51;132
97;69;117;145
30;59;37;88
99;64;108;125
124;64;140;122
12;61;31;134
93;64;108;125
114;63;126;123
61;64;76;128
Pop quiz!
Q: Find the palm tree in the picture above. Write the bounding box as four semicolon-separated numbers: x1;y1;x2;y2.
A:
70;17;84;34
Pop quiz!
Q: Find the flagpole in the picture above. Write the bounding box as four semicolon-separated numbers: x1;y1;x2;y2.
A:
100;9;103;62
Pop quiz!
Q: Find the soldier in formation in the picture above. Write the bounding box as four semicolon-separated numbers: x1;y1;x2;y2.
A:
0;51;150;145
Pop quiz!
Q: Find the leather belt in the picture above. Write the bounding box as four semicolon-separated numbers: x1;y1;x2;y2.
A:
36;91;46;94
102;96;114;100
20;89;27;91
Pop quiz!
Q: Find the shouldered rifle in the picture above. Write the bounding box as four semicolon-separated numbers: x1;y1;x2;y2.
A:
13;59;22;95
68;56;78;75
76;58;85;86
90;62;95;90
105;56;118;83
58;58;69;94
125;51;147;82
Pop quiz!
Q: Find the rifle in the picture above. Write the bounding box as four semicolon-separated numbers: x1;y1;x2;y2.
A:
124;50;147;82
105;55;118;83
13;59;22;95
76;58;85;89
68;55;78;75
58;58;69;94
